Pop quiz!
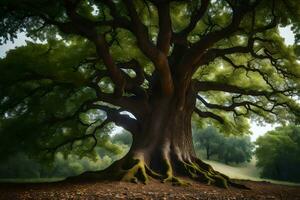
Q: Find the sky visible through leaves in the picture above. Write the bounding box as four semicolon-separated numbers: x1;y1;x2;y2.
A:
0;26;296;142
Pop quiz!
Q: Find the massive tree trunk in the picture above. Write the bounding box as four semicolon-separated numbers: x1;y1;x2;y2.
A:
74;82;245;189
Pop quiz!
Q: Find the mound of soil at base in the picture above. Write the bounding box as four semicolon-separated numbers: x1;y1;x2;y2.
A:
0;179;299;200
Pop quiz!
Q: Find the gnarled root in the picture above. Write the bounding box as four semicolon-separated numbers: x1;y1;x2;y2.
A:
116;155;188;186
120;156;150;184
189;157;250;189
178;159;229;188
161;159;190;186
68;154;249;189
116;155;248;189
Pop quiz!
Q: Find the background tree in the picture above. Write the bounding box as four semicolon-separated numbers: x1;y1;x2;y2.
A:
193;126;222;160
218;135;253;164
0;0;300;188
255;125;300;182
193;126;254;164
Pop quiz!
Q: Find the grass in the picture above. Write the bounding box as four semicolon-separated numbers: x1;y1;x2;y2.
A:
206;159;300;186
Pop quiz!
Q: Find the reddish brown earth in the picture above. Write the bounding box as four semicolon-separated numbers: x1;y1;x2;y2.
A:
0;179;299;200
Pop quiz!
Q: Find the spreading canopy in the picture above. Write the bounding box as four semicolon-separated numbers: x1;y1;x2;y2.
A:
0;0;300;159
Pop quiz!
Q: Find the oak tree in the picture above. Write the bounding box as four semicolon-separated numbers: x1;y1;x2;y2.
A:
1;0;300;188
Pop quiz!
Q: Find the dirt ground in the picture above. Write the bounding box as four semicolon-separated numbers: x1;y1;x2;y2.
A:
0;179;299;200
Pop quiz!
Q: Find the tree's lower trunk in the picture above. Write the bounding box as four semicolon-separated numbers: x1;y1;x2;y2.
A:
91;106;229;187
71;85;248;189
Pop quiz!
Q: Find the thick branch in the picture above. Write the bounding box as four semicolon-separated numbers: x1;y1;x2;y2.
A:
199;0;278;69
44;103;139;153
45;118;111;153
196;95;279;117
93;89;150;120
195;81;294;97
93;35;126;96
155;1;172;55
173;0;210;42
42;1;127;96
155;1;172;56
177;1;262;74
97;105;139;135
94;0;131;29
194;108;224;123
123;0;174;96
118;59;146;87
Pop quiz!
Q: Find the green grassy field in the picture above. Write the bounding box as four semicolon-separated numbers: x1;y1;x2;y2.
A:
206;159;300;186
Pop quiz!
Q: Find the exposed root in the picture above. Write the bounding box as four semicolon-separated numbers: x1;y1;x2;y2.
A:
121;157;149;184
162;176;190;186
69;155;249;189
191;157;250;189
177;160;228;188
161;159;190;186
119;156;189;186
145;165;163;180
118;156;238;188
181;161;215;185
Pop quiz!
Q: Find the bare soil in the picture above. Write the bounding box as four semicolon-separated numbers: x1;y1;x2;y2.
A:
0;179;299;200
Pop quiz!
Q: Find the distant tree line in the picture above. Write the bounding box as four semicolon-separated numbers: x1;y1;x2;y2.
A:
192;126;254;164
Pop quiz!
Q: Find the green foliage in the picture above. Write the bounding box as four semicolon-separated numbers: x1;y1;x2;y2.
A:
255;125;300;182
0;143;129;179
193;126;254;164
111;131;133;146
0;39;122;162
0;0;299;179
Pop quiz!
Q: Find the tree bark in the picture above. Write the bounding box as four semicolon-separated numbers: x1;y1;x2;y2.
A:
71;82;247;189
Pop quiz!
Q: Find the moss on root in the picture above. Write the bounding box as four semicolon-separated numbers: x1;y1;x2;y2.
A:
117;156;232;188
178;160;230;188
161;159;190;186
78;156;248;189
121;157;149;184
118;157;184;185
